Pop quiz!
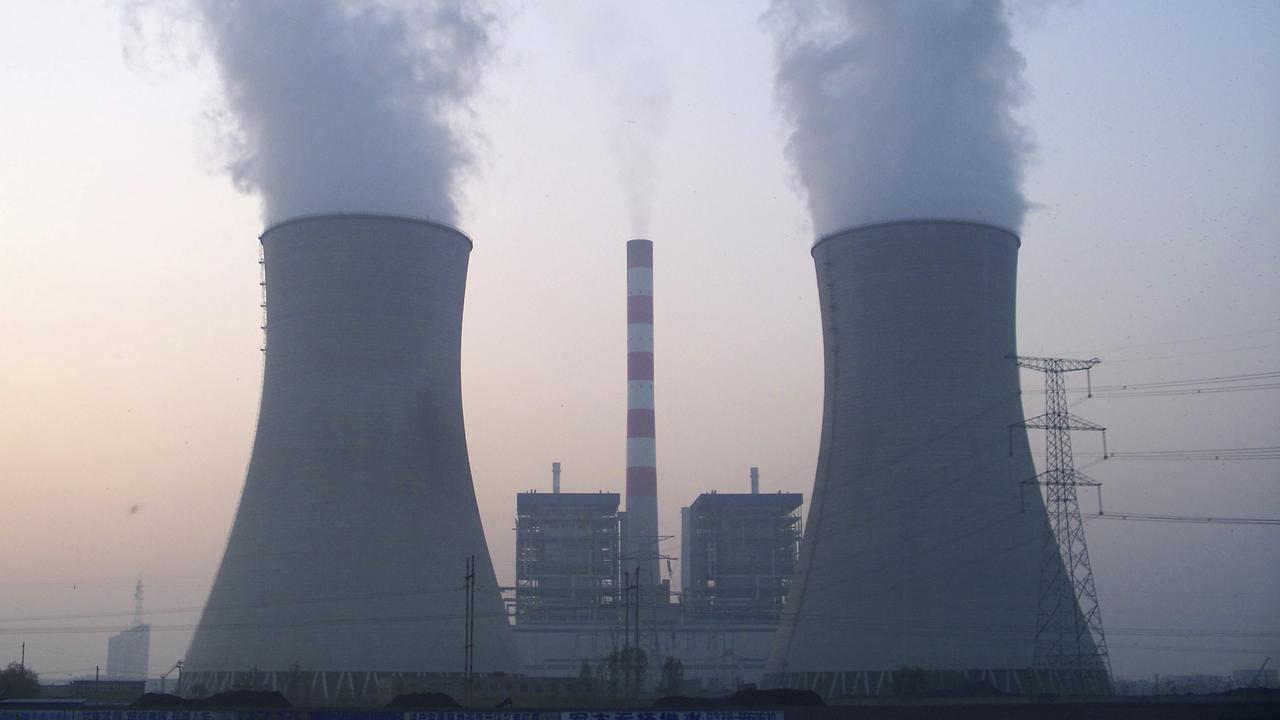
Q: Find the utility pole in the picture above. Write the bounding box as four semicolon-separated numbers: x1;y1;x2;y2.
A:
633;567;642;697
1010;354;1112;688
633;567;641;667
622;566;641;698
464;555;475;706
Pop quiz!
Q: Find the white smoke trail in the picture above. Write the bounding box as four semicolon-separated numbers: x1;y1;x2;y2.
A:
177;0;495;225
607;56;671;238
764;0;1033;236
570;5;672;237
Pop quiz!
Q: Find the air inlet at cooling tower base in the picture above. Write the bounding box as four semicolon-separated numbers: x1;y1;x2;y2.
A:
763;220;1110;698
180;214;520;700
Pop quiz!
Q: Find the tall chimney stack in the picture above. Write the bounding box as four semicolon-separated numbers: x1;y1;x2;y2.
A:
750;467;760;495
625;239;661;597
552;462;561;494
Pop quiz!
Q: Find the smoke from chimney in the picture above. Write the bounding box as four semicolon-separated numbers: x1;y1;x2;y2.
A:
188;0;495;225
764;0;1033;235
567;5;671;236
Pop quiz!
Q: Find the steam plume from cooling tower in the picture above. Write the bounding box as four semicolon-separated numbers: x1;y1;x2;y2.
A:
764;0;1032;235
191;0;493;224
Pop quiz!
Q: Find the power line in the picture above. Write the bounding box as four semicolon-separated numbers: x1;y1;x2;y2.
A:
1034;446;1280;461
1107;447;1280;461
1094;383;1280;399
1088;512;1280;526
1103;342;1280;364
1066;326;1280;355
1095;370;1280;390
1023;369;1280;397
0;585;472;624
0;608;513;637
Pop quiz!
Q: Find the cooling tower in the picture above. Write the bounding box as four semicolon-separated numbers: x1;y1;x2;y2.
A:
765;220;1108;697
181;214;520;699
624;239;662;599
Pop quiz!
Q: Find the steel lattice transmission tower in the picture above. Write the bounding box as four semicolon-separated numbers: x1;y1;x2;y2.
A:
1010;355;1112;681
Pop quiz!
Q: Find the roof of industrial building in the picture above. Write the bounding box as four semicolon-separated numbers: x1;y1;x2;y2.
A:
688;492;803;512
516;491;620;511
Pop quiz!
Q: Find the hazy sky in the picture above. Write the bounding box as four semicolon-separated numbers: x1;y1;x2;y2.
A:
1;0;1277;683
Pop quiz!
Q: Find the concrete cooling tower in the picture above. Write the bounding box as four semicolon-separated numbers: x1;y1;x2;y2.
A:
765;220;1109;697
181;214;520;701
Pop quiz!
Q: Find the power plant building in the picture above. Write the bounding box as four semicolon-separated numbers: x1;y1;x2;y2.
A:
106;625;150;681
106;579;149;680
512;242;801;689
765;220;1110;697
181;214;520;701
681;480;802;624
515;480;621;625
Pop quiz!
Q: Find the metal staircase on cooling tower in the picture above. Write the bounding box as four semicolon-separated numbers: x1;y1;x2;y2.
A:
1010;354;1113;679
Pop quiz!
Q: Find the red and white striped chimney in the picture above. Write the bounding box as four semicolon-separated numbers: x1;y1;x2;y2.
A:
625;239;661;596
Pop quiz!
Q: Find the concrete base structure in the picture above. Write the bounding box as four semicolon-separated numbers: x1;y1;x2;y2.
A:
183;214;519;684
515;623;779;691
765;221;1108;696
176;669;594;707
768;668;1113;698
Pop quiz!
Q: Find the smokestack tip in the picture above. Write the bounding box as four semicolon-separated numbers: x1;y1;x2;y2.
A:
626;239;654;268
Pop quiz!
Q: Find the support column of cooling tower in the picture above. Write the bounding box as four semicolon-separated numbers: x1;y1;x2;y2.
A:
765;220;1109;698
182;214;520;698
1011;355;1112;686
625;239;662;623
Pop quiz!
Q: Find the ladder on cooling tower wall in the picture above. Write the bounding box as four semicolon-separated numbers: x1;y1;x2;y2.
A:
259;245;267;352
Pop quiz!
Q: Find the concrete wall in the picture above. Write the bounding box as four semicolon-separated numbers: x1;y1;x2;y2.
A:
183;214;519;678
515;623;778;691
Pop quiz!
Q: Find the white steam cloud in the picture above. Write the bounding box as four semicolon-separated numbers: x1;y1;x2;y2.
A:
572;6;672;237
189;0;494;225
765;0;1033;236
606;58;671;238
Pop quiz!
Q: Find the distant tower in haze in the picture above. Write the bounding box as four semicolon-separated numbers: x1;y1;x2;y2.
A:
106;578;149;680
766;220;1110;696
181;214;520;701
624;239;662;601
